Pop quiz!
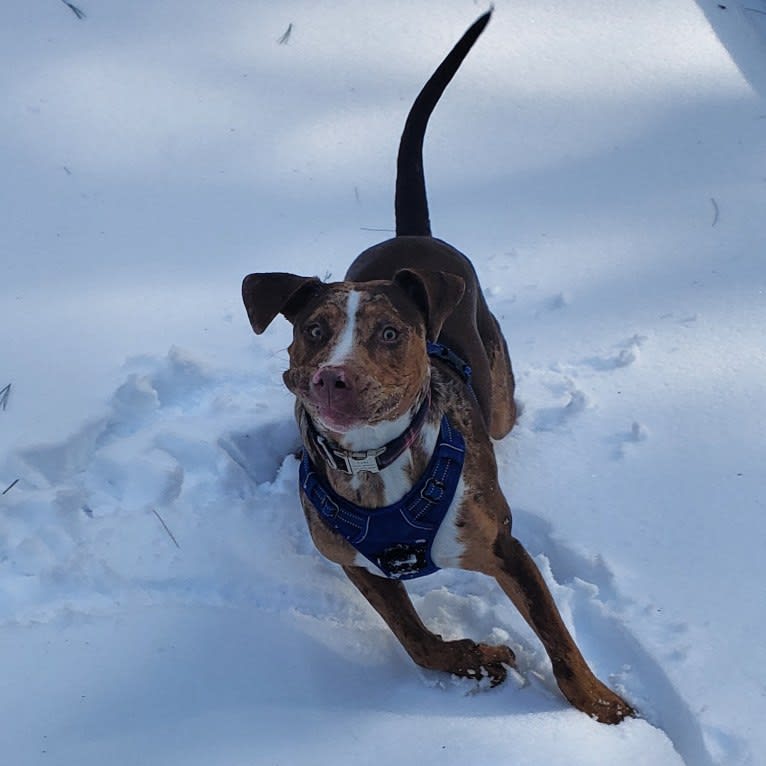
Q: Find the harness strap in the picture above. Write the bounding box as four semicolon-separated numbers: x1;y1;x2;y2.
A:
300;415;465;579
427;341;474;392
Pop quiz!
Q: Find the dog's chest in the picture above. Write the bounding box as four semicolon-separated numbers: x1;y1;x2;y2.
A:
348;478;467;575
342;419;438;507
301;416;470;579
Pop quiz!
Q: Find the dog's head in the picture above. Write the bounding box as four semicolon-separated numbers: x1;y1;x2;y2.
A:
242;270;464;435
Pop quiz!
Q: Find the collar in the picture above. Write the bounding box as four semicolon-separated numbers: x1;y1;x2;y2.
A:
306;393;431;476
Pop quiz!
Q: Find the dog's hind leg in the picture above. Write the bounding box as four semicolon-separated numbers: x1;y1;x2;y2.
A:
488;531;635;723
343;565;515;684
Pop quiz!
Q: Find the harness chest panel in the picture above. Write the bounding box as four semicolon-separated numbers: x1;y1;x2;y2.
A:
299;415;465;580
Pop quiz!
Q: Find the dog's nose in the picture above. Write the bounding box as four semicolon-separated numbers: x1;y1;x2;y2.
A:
311;366;351;392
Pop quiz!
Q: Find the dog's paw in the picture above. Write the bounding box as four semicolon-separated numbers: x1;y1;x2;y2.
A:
589;688;636;725
586;692;636;725
448;639;517;687
560;677;636;724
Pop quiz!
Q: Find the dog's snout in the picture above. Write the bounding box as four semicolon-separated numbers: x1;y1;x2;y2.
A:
308;365;359;428
312;366;351;392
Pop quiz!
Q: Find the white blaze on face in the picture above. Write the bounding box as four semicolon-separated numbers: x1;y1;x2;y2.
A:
325;289;361;366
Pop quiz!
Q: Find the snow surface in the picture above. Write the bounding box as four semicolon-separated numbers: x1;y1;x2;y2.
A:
2;1;765;764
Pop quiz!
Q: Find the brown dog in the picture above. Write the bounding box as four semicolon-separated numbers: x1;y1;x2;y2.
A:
243;12;633;724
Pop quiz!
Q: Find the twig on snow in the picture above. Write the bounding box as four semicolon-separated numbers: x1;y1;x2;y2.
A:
278;23;293;45
2;479;19;495
710;197;720;227
0;383;11;411
60;1;86;20
152;509;181;549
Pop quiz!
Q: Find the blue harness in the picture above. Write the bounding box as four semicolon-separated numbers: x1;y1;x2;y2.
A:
299;342;471;580
299;415;465;579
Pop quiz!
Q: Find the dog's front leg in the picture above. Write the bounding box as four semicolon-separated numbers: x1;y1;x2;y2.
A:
343;565;515;685
490;532;635;723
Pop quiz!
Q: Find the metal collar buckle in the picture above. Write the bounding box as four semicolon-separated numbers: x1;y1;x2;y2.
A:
315;435;385;475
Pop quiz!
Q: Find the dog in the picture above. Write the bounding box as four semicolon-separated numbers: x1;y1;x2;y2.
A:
242;11;634;724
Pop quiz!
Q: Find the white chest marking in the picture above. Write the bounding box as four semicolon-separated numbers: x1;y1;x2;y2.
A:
326;289;360;366
429;477;467;569
379;420;439;507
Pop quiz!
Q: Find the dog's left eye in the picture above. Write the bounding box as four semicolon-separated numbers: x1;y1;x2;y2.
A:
305;323;325;341
380;326;399;343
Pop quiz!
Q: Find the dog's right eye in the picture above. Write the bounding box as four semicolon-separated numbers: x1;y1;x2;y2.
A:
305;323;325;341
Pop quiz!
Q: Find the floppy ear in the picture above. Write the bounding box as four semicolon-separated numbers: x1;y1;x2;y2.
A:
393;268;466;341
242;272;323;334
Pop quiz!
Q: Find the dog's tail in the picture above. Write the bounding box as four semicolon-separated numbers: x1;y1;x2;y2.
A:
395;10;492;237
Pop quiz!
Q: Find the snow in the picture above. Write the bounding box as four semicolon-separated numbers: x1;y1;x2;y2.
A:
1;1;765;764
